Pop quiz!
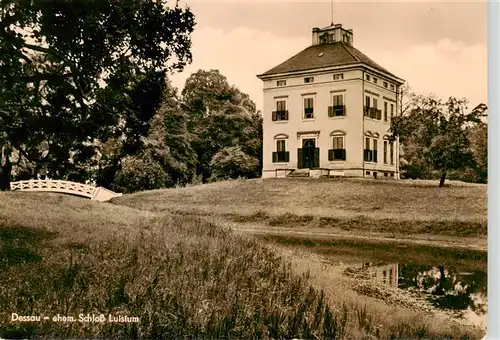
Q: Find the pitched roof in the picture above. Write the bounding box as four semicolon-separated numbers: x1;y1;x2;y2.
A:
258;42;400;80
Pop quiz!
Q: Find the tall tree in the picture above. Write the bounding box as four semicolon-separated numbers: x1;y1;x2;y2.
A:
94;70;168;188
182;69;262;182
150;79;197;187
390;95;486;187
0;0;195;190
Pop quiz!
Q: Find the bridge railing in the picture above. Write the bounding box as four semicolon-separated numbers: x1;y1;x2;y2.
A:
9;179;121;202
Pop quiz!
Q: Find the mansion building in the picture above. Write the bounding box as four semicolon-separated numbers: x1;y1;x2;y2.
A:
257;24;405;179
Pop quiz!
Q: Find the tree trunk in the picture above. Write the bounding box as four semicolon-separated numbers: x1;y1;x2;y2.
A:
439;171;447;188
0;144;12;191
0;162;12;191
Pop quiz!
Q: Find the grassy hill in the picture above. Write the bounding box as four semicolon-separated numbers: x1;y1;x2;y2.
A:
0;178;487;339
114;177;487;238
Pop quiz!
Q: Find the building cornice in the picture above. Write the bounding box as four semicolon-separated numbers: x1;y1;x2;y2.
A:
257;64;405;85
263;77;362;92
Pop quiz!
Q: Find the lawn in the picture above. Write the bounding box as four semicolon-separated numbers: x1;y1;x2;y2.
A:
114;178;487;237
0;178;487;339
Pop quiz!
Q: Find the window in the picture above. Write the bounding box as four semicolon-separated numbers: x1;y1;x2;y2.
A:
304;77;314;83
277;80;286;87
390;103;394;118
333;73;344;80
273;139;289;163
364;137;372;162
390;84;395;91
365;97;380;119
364;96;371;116
333;136;344;149
304;97;314;119
277;140;285;152
273;100;288;121
332;94;343;106
373;98;381;119
384;102;388;121
390;142;394;165
373;77;378;84
329;132;346;161
366;74;371;81
384;141;388;164
320;33;335;44
383;81;388;88
329;94;345;117
364;136;379;162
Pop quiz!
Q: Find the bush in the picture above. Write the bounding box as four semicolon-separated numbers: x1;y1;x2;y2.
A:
209;146;259;182
113;156;169;193
448;168;481;183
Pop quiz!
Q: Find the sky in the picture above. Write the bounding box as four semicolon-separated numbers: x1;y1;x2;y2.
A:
168;0;487;113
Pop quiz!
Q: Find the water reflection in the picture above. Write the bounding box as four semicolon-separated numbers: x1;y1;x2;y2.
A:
360;262;399;288
357;262;487;327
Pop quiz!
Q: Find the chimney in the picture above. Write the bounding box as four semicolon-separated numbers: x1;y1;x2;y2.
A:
312;27;320;45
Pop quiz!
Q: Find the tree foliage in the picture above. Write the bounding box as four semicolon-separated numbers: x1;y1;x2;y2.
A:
182;69;262;182
141;79;198;187
0;0;195;189
113;155;168;194
390;94;487;187
182;69;256;117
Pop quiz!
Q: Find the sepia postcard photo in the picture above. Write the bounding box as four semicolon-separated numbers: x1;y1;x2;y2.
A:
0;0;492;339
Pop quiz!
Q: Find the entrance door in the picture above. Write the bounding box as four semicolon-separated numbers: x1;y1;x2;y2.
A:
302;138;316;169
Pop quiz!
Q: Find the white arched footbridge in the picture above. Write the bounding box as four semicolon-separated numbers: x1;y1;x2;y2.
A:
9;179;122;202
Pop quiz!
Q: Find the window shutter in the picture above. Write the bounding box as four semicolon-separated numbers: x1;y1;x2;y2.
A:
377;110;382;120
328;106;334;117
343;106;347;116
285;151;290;162
284;110;289;120
297;148;303;169
328;149;334;161
341;149;346;160
272;111;277;121
374;150;378;162
314;148;320;168
272;152;278;163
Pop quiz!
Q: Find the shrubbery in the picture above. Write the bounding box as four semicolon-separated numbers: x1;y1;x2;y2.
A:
209;146;259;182
113;156;169;193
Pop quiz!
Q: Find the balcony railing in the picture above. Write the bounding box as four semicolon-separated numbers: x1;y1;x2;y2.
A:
272;110;289;121
364;150;378;162
272;151;289;163
304;107;314;119
328;105;346;117
364;107;382;120
364;149;372;162
328;149;346;161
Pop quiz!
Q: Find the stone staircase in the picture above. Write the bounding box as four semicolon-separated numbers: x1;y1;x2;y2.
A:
286;169;310;178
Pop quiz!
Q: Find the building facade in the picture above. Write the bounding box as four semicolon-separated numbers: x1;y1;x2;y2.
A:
257;24;405;179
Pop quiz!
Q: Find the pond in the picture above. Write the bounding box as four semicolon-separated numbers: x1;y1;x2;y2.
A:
352;262;487;328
